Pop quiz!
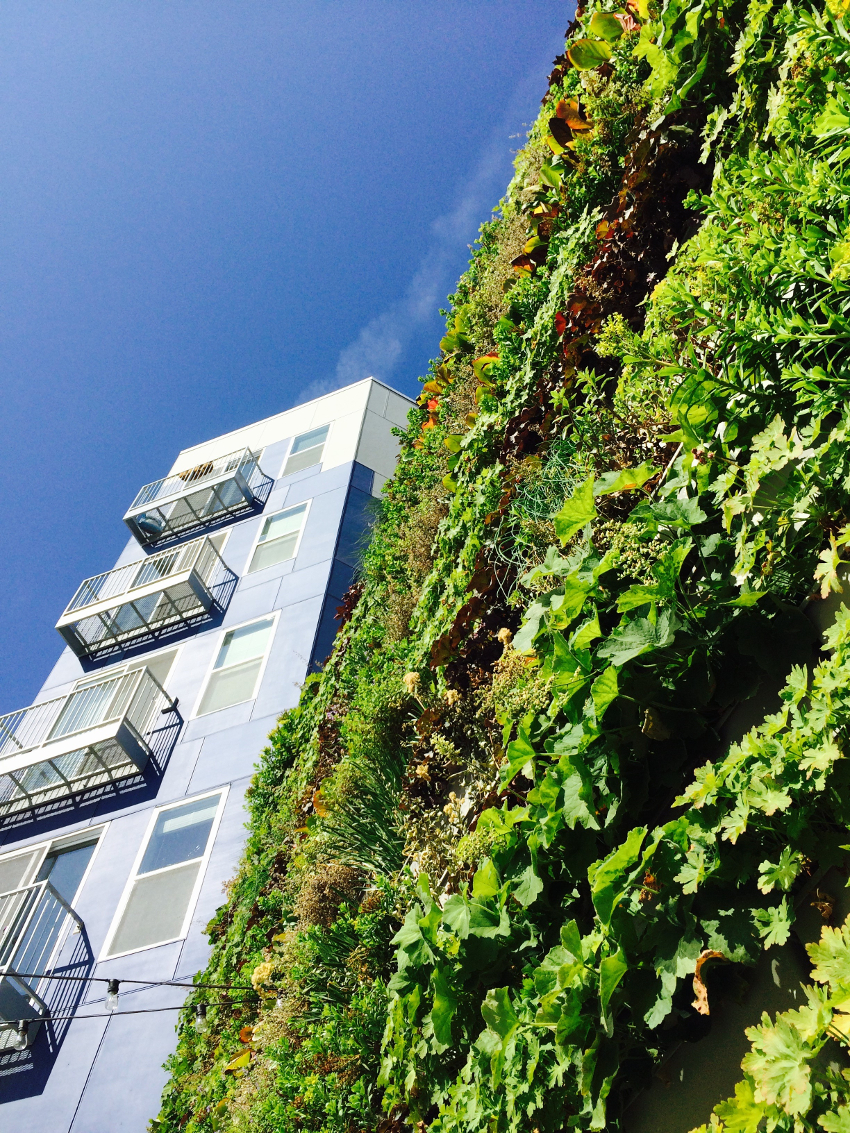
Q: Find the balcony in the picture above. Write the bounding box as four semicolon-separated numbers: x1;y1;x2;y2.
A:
124;447;271;546
0;667;175;818
56;535;232;659
0;880;82;1045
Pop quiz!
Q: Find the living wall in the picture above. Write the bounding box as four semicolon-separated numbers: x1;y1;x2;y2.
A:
150;2;850;1130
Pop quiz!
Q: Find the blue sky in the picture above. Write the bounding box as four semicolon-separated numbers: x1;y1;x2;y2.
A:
0;1;571;713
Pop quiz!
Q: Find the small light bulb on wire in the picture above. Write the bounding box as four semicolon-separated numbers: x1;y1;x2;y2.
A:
105;980;120;1013
11;1021;28;1051
194;1004;208;1033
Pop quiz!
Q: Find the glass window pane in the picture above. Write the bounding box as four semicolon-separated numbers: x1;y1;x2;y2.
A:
139;794;221;874
108;861;200;954
37;840;97;904
214;618;274;670
197;659;262;715
290;425;329;455
258;505;306;545
249;534;299;573
0;852;37;895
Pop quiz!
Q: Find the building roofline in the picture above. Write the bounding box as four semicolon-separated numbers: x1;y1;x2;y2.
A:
175;376;415;461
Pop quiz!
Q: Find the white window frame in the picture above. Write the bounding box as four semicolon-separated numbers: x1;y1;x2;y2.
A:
99;787;228;961
279;422;333;478
71;643;183;692
244;498;311;576
0;825;108;897
191;610;280;719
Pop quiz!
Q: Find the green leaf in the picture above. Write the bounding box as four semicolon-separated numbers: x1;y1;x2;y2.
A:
591;666;619;720
753;900;793;949
588;11;625;41
590;826;646;926
820;1106;850;1133
758;847;804;894
481;986;519;1041
444;434;462;454
599;949;628;1016
741;1014;812;1115
472;859;501;899
501;728;536;786
808;919;850;995
593;461;657;497
513;863;544;907
553;475;597;544
429;967;457;1047
596;610;677;667
714;1077;768;1133
441;894;470;940
566;37;613;70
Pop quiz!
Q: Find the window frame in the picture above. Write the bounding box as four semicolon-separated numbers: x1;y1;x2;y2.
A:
0;824;108;904
244;498;311;576
71;643;182;693
191;610;280;719
280;423;332;478
99;788;228;961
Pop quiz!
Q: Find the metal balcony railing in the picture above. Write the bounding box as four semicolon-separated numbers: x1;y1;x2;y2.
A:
0;880;82;1039
56;535;230;659
0;666;174;817
124;447;269;546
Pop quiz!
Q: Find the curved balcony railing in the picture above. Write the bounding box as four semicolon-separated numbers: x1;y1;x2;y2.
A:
0;667;174;817
124;447;270;546
56;535;230;659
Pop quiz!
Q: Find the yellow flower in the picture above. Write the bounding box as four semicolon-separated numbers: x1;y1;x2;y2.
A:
403;671;421;695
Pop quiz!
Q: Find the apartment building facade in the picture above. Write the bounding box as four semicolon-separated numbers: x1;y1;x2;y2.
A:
0;377;412;1130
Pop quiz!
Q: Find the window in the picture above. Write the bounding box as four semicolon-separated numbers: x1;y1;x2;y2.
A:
248;502;308;573
283;424;329;476
0;828;104;903
103;792;224;958
195;615;276;716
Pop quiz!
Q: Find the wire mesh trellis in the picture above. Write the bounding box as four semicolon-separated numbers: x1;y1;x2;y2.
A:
491;434;590;601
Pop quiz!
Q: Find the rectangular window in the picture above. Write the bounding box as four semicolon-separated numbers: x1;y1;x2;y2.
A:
195;615;276;716
282;424;329;476
103;792;224;958
248;503;308;574
0;828;105;903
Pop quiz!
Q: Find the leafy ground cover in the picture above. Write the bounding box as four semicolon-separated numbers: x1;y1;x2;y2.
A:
150;2;850;1130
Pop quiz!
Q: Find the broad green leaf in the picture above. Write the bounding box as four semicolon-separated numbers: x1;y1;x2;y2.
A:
513;863;544;907
501;728;536;786
559;751;599;830
571;612;601;650
616;584;660;612
599;949;628;1016
588;11;625;41
567;37;613;69
652;537;693;595
443;434;462;454
472;859;501;898
481;986;519;1041
591;666;619;719
429;967;457;1047
590;826;647;926
596;610;677;666
554;475;596;544
593;461;657;497
441;894;470;940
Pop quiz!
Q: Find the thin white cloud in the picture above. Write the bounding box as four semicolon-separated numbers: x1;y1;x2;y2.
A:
325;68;544;393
